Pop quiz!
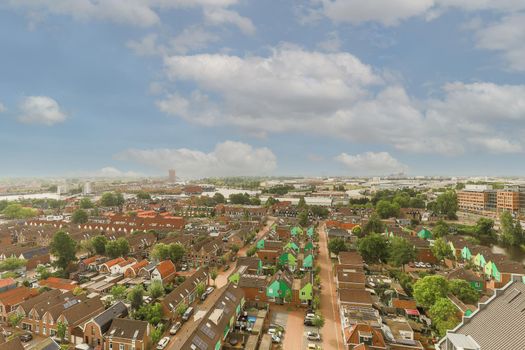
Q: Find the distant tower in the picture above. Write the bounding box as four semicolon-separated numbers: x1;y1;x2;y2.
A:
168;169;176;183
83;182;92;195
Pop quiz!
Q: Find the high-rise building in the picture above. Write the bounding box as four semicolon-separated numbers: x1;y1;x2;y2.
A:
83;182;92;195
168;169;176;183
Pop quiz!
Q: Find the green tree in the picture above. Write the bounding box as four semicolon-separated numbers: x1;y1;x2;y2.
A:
264;196;278;207
128;285;145;310
448;279;479;304
328;238;348;255
100;192;117;207
298;210;308;227
213;192;226;204
91;235;108;255
2;204;38;219
429;298;460;337
7;313;23;328
393;193;410;208
150;325;164;345
136;191;151;200
388;237;416;270
376;200;400;219
231;244;240;255
110;285;128;301
57;321;67;342
413;275;448;308
298;196;307;209
312;314;325;333
434;191;458;219
246;246;257;257
210;268;218;286
72;209;89;224
50;231;77;270
0;257;27;271
176;302;188;319
135;303;163;325
79;198;94;209
312;295;321;310
363;214;385;235
357;233;390;263
105;237;130;258
432;220;450;239
500;211;523;246
196;282;206;300
432;237;453;261
474;217;497;243
148;280;165;299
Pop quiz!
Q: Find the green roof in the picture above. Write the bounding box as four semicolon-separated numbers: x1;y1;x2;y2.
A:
417;228;433;239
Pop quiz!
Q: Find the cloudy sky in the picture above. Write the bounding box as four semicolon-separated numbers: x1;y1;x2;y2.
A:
1;1;525;178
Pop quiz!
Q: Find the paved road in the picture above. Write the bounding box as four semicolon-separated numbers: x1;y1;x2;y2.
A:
317;223;344;350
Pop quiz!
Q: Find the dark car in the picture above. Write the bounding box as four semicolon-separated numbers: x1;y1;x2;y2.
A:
20;333;33;342
303;319;314;326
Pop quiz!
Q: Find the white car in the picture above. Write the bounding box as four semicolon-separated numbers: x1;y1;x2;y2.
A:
307;344;321;350
271;334;281;343
169;322;181;335
205;286;215;295
156;337;170;350
307;332;321;341
268;328;282;337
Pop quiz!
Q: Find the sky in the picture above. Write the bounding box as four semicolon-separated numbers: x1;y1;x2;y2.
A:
1;0;525;179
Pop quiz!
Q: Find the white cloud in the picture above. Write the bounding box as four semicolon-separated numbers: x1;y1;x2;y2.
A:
475;13;525;71
317;31;342;52
126;34;161;56
319;0;434;26
17;96;67;125
116;141;277;178
0;102;6;113
469;138;523;154
203;7;256;35
156;47;525;155
335;152;408;175
69;167;141;178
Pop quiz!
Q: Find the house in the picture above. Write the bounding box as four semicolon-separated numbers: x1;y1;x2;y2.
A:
437;279;525;350
345;324;387;350
179;284;245;350
337;271;366;290
0;337;24;350
137;261;157;279
104;318;151;350
151;260;176;285
338;251;364;266
236;257;263;275
298;274;313;305
161;269;208;317
15;290;74;332
266;271;293;304
0;279;16;293
302;254;314;269
446;267;484;291
123;260;149;278
278;252;297;271
384;318;424;350
39;277;77;292
416;228;432;240
55;297;105;344
339;289;373;307
82;301;128;348
238;275;268;305
79;255;105;272
0;287;39;323
100;258;126;274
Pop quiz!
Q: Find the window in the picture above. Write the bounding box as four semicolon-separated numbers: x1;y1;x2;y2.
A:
119;344;124;350
109;342;113;350
43;326;46;335
92;326;95;335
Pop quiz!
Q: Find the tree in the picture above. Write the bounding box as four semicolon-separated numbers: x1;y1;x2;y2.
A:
231;244;240;255
474;217;497;243
448;279;479;304
357;234;389;264
110;285;128;301
169;243;185;263
135;303;163;325
413;275;448;308
432;220;449;239
150;243;185;263
351;226;363;238
298;196;307;209
264;196;278;207
210;268;218;286
500;211;523;246
57;321;67;342
434;191;458;219
72;209;89;224
213;192;226;204
429;298;459;337
298;210;308;227
312;314;325;332
105;238;130;258
246;246;257;257
376;200;400;219
432;238;453;261
196;282;206;300
128;285;145;310
0;257;27;271
92;235;107;255
73;286;85;296
388;237;416;270
328;238;348;255
363;214;385;235
310;206;329;219
312;295;321;310
151;325;164;345
136;191;151;200
50;231;77;270
7;313;23;328
148;280;165;299
79;198;94;209
2;204;37;219
100;192;117;207
176;302;188;319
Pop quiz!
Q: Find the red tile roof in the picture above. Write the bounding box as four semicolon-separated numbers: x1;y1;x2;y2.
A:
39;277;77;291
0;287;39;307
156;260;176;280
345;324;386;349
0;278;16;289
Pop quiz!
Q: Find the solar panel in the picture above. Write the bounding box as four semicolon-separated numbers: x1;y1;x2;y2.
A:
200;324;216;339
192;335;208;350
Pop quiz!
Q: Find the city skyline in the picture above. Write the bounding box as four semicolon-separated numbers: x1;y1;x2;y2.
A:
1;1;525;178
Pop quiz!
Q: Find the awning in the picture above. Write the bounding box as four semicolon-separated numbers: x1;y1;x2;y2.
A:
405;309;420;316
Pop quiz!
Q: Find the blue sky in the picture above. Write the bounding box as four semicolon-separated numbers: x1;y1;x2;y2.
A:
1;0;525;178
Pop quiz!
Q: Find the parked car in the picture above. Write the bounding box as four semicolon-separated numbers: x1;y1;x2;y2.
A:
205;286;215;295
170;322;182;335
307;343;321;350
156;337;170;350
307;332;321;341
304;319;314;326
271;334;281;343
20;333;33;342
182;306;194;321
181;264;188;271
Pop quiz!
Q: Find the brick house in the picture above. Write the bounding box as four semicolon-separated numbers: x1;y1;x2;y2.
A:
82;302;128;348
104;318;150;350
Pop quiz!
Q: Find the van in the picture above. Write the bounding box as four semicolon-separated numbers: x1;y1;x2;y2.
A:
182;307;194;321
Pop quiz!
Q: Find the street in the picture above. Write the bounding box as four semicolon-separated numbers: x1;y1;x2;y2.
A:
317;223;344;350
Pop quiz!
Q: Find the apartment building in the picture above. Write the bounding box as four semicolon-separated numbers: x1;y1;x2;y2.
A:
457;184;524;214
